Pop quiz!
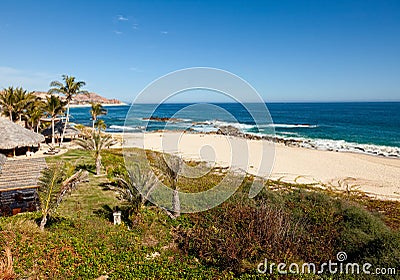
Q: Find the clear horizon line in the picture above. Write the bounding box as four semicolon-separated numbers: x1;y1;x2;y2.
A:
122;100;400;104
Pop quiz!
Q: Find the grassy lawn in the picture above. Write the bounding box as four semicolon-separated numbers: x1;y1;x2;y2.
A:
45;149;122;219
0;148;399;279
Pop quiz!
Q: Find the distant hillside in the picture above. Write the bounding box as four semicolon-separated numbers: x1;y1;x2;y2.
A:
32;92;123;105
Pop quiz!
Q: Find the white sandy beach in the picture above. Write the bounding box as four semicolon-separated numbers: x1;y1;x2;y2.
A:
122;132;400;200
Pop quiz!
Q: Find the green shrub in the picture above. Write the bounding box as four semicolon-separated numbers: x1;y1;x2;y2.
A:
177;198;301;274
177;187;400;278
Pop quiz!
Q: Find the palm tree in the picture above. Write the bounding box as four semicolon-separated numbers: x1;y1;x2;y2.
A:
49;75;88;145
0;87;16;121
0;87;37;124
43;95;66;145
38;161;88;230
157;154;183;218
94;119;107;132
114;164;158;213
74;132;115;175
90;102;107;130
14;87;36;123
26;98;45;132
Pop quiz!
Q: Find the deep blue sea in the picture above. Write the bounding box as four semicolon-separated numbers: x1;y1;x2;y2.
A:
69;102;400;157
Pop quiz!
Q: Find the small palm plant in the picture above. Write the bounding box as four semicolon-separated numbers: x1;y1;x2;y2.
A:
114;163;159;212
38;162;88;231
94;119;107;132
74;132;115;175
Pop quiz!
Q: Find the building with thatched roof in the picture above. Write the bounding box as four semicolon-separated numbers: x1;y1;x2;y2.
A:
0;118;46;216
41;120;81;140
0;117;45;156
0;157;47;216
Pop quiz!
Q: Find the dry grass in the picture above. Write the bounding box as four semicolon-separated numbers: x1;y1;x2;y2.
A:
178;199;302;273
0;247;16;280
1;218;41;235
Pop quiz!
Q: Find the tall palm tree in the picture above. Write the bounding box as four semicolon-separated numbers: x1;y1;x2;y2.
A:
43;95;66;145
48;75;88;145
90;102;107;130
74;132;115;175
14;87;36;123
0;87;16;121
26;98;45;132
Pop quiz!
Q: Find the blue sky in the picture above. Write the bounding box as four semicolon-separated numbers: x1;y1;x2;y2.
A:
0;0;399;102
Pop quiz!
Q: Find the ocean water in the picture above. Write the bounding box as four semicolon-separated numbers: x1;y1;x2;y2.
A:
69;102;400;157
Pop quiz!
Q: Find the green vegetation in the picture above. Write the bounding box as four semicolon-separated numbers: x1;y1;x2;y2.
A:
1;149;399;279
37;162;88;230
42;95;66;145
74;132;115;175
0;75;88;146
49;75;88;145
0;86;37;123
90;102;107;130
155;154;183;218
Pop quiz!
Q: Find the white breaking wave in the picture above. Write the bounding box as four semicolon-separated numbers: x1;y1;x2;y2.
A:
279;131;300;136
212;120;256;130
190;126;219;133
210;120;400;158
109;125;142;131
207;120;317;130
266;123;318;128
282;137;400;158
111;120;400;158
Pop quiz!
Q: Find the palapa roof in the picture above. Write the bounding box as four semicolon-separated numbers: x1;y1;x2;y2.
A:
0;157;47;191
41;120;81;137
0;118;45;149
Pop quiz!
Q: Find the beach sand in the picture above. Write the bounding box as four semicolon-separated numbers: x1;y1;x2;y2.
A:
122;132;400;200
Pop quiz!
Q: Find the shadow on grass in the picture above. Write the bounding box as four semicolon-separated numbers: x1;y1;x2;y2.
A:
98;181;114;191
93;204;137;227
76;163;96;175
34;216;76;230
93;205;114;222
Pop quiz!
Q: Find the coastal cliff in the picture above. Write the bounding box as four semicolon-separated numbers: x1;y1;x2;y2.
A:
32;91;123;105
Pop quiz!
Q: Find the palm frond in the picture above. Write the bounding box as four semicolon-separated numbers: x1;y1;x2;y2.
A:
113;163;159;208
38;163;64;216
0;247;16;280
56;169;88;206
49;81;64;89
38;161;87;229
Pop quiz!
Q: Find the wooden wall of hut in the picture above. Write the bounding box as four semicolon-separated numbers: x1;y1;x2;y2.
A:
0;146;40;157
0;188;39;216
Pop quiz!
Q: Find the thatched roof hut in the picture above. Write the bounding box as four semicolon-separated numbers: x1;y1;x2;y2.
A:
41;120;81;138
0;118;45;150
0;157;47;216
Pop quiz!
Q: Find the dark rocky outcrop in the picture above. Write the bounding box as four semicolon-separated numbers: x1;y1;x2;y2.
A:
216;126;242;136
143;117;182;122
